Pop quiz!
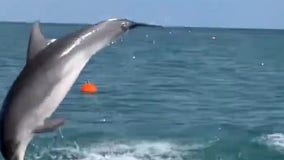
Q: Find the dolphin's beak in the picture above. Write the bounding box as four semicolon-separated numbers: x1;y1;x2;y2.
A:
128;22;163;30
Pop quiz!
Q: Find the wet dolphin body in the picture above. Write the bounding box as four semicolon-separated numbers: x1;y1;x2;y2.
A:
0;18;138;160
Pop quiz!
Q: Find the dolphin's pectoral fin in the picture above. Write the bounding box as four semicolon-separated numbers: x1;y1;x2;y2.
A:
27;22;56;61
34;118;64;133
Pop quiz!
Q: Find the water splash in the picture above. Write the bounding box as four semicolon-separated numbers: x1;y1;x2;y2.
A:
254;133;284;153
28;140;209;160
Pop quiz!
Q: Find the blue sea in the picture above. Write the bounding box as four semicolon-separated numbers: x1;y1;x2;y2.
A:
1;22;284;160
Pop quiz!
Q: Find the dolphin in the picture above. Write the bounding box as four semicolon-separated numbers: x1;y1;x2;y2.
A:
0;18;138;160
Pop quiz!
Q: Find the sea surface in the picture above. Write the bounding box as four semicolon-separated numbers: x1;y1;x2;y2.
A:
1;22;284;160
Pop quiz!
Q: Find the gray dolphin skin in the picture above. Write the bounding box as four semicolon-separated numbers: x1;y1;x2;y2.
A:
0;18;138;160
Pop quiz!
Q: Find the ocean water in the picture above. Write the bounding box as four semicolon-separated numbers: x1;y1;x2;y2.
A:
1;22;284;160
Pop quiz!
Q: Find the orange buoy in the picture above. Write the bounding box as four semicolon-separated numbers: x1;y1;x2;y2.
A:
80;82;98;94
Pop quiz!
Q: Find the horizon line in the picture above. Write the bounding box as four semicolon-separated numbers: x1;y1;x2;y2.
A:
0;20;284;31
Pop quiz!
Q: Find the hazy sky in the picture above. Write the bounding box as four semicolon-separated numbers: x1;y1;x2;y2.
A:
0;0;283;29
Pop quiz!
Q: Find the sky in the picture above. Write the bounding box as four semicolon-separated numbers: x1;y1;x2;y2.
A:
0;0;284;29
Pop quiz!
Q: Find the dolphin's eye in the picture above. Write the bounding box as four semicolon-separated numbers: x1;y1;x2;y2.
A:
121;22;127;26
121;22;128;30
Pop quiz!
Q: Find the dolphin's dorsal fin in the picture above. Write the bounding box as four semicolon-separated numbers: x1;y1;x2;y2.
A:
27;22;55;61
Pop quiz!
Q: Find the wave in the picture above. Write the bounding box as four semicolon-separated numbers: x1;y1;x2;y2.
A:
28;140;209;160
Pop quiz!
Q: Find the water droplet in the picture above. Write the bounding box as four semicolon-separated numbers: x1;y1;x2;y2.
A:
211;36;216;40
238;152;243;158
261;62;264;66
152;40;156;44
133;56;136;59
169;31;172;34
145;34;149;38
111;41;115;45
58;128;64;139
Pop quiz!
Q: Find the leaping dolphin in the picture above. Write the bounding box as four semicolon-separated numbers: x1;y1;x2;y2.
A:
0;18;138;160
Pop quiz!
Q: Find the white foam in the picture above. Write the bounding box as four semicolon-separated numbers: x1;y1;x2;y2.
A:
255;133;284;152
30;140;207;160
